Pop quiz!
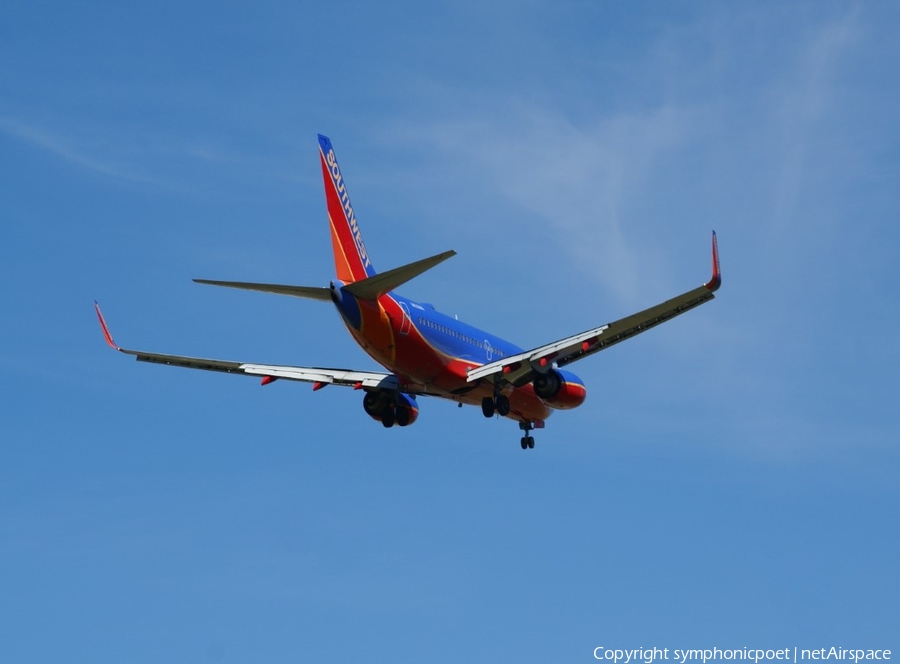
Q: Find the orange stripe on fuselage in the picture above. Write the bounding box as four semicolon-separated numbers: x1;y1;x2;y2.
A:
328;214;355;284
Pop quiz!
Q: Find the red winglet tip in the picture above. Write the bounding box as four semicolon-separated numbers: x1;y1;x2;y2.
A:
705;231;722;291
93;301;119;350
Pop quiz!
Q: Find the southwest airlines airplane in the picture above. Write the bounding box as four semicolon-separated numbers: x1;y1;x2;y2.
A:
95;134;721;450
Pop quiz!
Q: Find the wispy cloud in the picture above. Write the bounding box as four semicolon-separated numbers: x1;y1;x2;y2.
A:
386;102;700;305
0;116;159;184
768;9;859;238
0;116;302;192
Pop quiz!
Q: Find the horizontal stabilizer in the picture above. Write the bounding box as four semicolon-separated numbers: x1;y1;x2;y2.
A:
343;250;456;300
193;279;332;301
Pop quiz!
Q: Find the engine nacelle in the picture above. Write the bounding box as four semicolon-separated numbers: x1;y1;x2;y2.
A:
362;390;419;427
532;369;587;410
394;393;419;426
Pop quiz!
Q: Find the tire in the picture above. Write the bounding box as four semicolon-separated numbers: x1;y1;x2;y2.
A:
496;395;510;417
481;397;495;418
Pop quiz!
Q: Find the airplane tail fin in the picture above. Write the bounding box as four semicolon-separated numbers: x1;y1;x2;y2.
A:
318;134;377;284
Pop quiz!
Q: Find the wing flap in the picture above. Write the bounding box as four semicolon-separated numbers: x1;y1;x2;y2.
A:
240;364;399;389
555;284;715;366
134;351;245;374
467;324;610;383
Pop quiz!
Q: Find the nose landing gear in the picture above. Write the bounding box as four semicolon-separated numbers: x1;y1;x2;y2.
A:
518;420;536;450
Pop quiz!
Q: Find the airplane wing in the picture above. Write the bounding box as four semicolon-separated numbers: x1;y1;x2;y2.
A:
468;232;722;386
94;302;404;391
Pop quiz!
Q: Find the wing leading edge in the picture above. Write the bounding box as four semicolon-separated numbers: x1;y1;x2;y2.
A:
93;302;402;391
468;232;722;386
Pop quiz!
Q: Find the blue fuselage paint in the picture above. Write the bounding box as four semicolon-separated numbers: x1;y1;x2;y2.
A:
332;284;362;330
392;293;523;367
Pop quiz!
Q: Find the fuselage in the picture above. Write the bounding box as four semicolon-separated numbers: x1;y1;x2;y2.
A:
331;284;586;422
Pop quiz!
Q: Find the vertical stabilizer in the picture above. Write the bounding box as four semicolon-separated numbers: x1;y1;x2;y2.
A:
318;134;377;284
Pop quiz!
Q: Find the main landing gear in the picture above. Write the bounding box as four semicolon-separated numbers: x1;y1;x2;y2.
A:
363;390;412;428
481;394;510;418
518;420;536;450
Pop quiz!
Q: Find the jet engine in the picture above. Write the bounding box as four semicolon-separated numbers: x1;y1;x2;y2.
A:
533;369;562;399
532;369;587;410
362;390;419;427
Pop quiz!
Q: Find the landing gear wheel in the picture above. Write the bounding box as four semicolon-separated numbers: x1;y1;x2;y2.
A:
481;396;495;418
518;420;537;449
495;395;510;417
381;407;395;428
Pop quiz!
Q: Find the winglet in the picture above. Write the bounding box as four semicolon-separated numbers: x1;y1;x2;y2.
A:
704;231;722;292
94;301;120;350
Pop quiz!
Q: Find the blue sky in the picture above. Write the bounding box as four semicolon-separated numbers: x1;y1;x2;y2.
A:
2;1;898;662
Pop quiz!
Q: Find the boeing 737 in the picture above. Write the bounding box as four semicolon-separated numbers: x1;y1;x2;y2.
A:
95;134;722;449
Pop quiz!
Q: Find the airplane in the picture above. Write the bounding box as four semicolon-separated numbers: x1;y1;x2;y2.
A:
95;134;722;450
